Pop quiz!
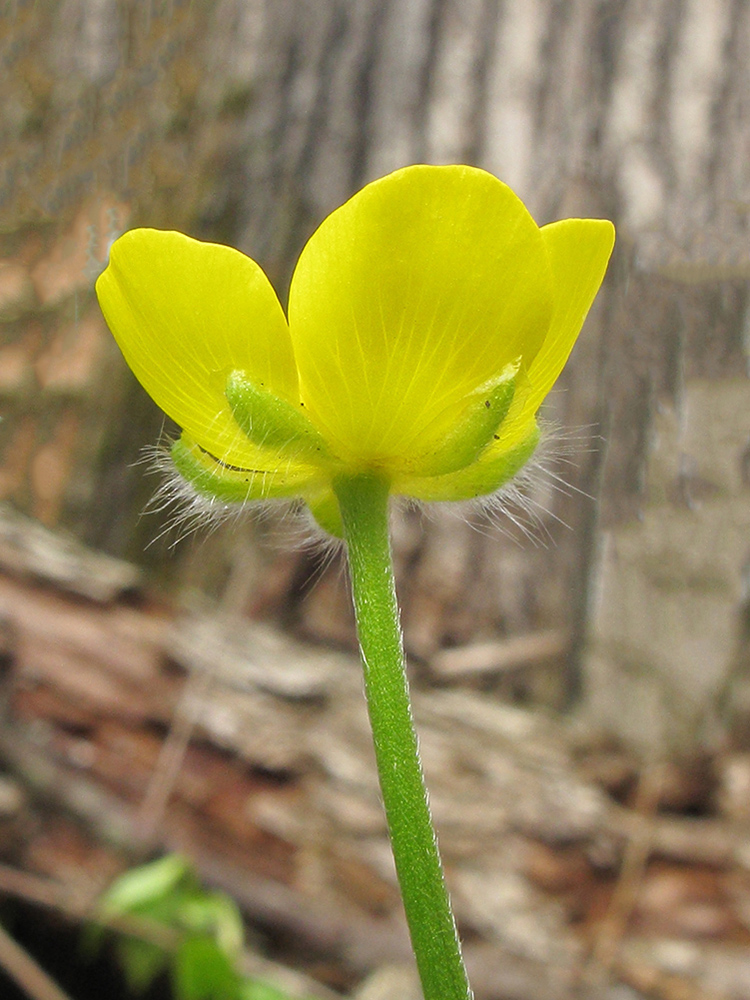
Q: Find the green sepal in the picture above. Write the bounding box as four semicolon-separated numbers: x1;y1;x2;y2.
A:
407;363;518;477
226;371;331;462
171;436;316;502
306;491;344;538
406;422;540;502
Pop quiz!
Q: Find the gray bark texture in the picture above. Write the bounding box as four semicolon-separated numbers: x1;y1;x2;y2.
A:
2;0;750;754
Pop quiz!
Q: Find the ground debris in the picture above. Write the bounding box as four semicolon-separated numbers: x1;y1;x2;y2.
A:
0;508;749;999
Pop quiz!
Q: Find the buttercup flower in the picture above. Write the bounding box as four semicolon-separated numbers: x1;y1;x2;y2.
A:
97;163;615;1000
96;164;614;536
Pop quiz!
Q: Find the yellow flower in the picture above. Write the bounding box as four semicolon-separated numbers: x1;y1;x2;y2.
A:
96;164;614;536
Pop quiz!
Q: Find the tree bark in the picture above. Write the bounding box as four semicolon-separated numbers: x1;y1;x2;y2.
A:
3;0;749;750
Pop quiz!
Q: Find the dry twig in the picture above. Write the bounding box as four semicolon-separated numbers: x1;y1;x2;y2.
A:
585;762;666;983
134;665;213;847
0;921;75;1000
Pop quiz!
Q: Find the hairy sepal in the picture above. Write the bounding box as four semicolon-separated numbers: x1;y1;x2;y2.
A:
406;362;519;477
226;370;331;462
170;435;318;503
403;422;541;502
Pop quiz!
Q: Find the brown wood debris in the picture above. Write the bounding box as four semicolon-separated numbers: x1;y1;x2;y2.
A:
0;504;750;999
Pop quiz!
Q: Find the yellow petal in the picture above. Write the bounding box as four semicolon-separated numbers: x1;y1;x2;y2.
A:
96;229;298;467
288;164;553;471
495;217;615;449
397;216;614;504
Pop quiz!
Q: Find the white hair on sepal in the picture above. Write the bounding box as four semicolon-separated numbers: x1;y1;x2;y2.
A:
428;419;598;549
293;505;347;557
285;507;349;596
134;418;596;559
136;441;272;549
136;439;346;560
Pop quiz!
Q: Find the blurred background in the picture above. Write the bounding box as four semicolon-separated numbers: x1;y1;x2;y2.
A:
1;2;750;998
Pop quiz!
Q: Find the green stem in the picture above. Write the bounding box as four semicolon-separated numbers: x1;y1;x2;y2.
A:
333;472;472;1000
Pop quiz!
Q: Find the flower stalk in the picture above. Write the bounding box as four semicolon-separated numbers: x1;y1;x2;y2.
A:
334;472;472;1000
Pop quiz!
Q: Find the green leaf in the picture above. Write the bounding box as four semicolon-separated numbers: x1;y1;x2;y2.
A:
173;937;242;1000
177;891;245;956
99;855;192;916
239;979;299;1000
115;937;169;993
